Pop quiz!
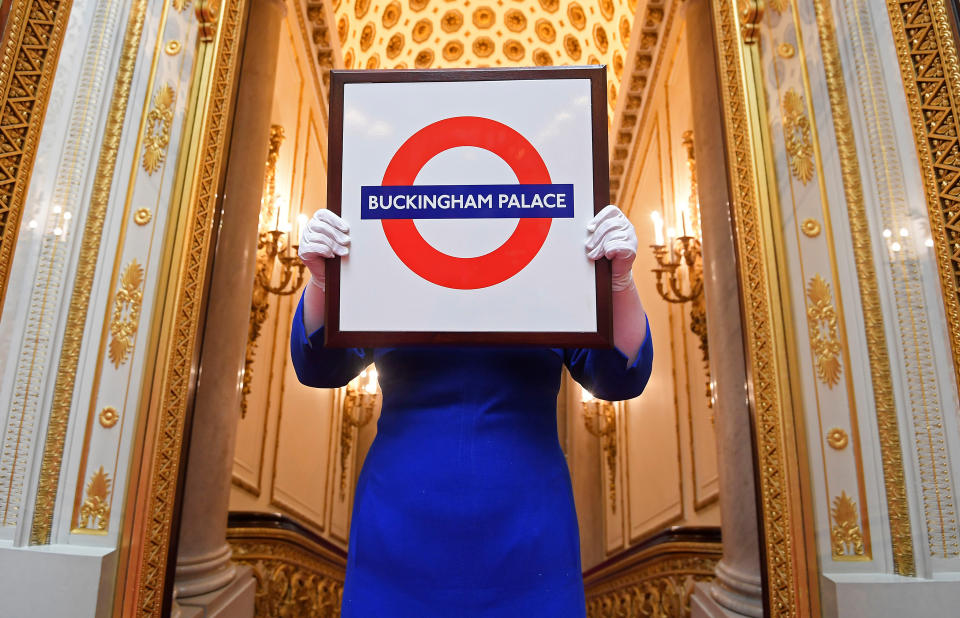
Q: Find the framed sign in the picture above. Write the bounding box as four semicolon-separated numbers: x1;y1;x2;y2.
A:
325;67;611;347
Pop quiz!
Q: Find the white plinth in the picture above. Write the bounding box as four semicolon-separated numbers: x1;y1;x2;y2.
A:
821;573;960;618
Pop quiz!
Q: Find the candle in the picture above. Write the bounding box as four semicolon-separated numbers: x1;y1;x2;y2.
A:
681;211;688;237
651;211;664;246
666;227;675;262
296;213;308;243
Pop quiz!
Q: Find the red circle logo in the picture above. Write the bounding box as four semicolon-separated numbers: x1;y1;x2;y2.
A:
380;116;552;289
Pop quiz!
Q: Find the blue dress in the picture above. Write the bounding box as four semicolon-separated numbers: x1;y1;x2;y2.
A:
290;294;653;617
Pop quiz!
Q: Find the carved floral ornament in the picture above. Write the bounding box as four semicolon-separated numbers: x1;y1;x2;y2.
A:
782;88;815;184
806;274;842;387
77;466;111;531
142;85;176;175
109;260;145;367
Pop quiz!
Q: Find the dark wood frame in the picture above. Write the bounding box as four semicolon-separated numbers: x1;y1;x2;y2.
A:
325;66;611;347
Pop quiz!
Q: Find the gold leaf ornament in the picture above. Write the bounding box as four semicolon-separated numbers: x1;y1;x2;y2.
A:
109;260;145;367
806;275;842;386
831;491;865;557
142;85;175;174
78;466;112;530
782;89;815;184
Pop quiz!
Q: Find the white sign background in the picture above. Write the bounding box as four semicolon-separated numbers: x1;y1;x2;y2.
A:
338;78;598;333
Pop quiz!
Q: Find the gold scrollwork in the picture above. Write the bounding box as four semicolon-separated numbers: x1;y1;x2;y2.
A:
172;0;190;10
738;0;763;43
584;542;721;617
196;0;221;42
77;466;111;531
831;491;865;558
806;275;842;387
109;260;145;368
99;406;120;428
782;89;815;184
142;85;176;175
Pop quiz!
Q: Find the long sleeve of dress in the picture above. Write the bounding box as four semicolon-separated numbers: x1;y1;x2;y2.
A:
564;315;653;401
290;291;372;388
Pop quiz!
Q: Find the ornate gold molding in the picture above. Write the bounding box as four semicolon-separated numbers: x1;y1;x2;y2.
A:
0;0;73;314
228;524;347;618
781;89;815;184
805;274;842;387
815;0;915;574
108;259;145;367
712;0;806;613
132;1;247;614
886;0;960;408
830;490;865;558
30;0;149;546
76;466;111;532
142;84;176;174
583;538;721;618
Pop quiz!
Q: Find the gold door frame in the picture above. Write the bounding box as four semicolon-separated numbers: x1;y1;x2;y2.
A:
111;1;250;616
710;2;821;615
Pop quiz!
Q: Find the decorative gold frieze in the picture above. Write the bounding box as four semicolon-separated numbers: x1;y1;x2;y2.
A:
142;85;176;174
0;0;73;314
805;275;842;387
229;527;346;618
109;260;145;368
77;466;111;532
831;491;865;558
31;0;149;547
134;207;152;225
99;406;120;428
583;539;721;618
826;427;848;450
801;218;820;237
781;89;814;184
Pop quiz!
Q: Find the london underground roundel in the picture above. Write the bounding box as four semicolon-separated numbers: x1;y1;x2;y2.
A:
362;116;575;290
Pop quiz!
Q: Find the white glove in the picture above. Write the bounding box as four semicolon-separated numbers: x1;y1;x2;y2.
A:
298;209;351;292
585;204;637;292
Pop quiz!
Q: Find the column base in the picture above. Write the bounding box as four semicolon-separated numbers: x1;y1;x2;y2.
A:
691;558;763;618
173;564;255;618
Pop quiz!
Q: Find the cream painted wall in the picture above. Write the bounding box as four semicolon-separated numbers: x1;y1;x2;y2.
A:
229;4;366;549
568;10;721;569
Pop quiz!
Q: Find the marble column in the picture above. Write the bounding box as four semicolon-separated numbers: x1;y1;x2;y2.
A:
685;1;765;616
172;1;285;616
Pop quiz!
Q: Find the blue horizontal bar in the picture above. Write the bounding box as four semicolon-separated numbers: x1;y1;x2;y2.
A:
360;184;575;220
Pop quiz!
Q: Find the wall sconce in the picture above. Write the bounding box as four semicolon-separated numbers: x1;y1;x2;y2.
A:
581;387;619;513
340;367;379;500
242;124;307;418
648;130;713;410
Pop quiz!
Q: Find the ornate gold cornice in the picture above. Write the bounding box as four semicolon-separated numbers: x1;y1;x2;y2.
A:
814;0;915;576
886;0;960;405
30;0;148;546
583;534;721;617
609;0;675;203
0;0;73;313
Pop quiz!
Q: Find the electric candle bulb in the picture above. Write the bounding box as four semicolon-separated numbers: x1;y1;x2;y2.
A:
651;211;664;246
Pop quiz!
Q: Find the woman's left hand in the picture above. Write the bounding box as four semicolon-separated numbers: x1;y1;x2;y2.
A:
585;204;637;291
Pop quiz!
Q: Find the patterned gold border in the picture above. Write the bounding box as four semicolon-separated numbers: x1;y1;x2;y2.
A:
813;0;915;576
583;539;721;617
131;2;247;614
0;0;73;313
227;525;346;616
712;1;809;614
885;0;960;403
29;0;148;545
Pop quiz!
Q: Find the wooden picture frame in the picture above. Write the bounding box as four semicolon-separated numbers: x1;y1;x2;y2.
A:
325;66;611;347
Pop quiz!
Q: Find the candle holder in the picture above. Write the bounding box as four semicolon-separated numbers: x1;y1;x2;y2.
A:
340;368;379;500
582;390;619;513
648;129;713;411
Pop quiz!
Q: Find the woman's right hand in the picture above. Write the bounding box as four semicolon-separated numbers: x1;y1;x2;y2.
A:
298;209;351;291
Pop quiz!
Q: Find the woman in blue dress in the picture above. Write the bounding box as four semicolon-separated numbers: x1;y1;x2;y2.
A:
292;205;653;616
